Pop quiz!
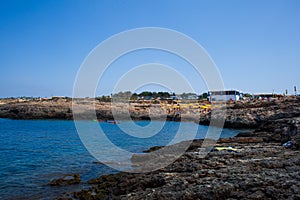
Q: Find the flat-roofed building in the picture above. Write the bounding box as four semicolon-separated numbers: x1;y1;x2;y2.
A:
207;90;242;102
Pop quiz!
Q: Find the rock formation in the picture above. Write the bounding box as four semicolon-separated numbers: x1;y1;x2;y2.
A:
58;139;300;199
199;96;300;128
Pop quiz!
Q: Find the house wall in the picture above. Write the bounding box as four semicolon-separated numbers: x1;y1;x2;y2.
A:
211;94;240;101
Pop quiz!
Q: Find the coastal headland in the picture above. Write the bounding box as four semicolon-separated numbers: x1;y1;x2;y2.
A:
1;96;300;199
57;103;300;199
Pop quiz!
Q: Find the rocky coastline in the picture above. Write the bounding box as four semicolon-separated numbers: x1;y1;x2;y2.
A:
57;126;300;199
1;96;300;127
199;96;300;129
0;98;184;121
1;96;300;199
52;97;299;200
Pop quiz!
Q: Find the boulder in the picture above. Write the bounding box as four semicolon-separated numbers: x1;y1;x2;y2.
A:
49;174;81;186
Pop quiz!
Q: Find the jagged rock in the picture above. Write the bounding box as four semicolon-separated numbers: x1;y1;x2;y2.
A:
291;133;300;150
199;96;300;128
220;137;265;143
49;174;81;186
55;139;300;200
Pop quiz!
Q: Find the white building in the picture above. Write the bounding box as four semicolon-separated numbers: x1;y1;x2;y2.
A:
207;90;242;102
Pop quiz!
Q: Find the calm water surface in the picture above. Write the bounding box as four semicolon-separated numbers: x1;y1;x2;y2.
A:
0;119;248;199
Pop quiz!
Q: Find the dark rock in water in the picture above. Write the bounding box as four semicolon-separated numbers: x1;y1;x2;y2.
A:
49;174;81;186
83;172;166;199
235;131;254;137
143;145;164;153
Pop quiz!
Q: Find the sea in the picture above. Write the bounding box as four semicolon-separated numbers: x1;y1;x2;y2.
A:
0;119;248;199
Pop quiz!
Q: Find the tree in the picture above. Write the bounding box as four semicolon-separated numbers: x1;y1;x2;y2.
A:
96;95;111;102
138;91;153;97
201;93;208;99
130;93;138;100
157;92;170;99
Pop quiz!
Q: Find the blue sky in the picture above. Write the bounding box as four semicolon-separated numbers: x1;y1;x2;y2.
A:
0;0;299;97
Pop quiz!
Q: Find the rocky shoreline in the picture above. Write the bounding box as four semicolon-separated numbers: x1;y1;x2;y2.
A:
1;96;300;128
199;96;300;129
57;140;300;200
1;96;300;199
54;113;300;200
0;98;188;121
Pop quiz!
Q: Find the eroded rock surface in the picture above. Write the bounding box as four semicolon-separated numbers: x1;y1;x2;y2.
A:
199;96;300;128
58;139;300;200
49;174;81;186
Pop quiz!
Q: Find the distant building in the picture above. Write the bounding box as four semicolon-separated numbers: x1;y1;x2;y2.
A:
207;90;242;102
187;95;199;100
170;95;182;100
137;96;154;100
252;93;281;99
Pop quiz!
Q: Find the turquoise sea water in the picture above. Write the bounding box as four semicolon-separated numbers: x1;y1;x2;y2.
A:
0;119;248;199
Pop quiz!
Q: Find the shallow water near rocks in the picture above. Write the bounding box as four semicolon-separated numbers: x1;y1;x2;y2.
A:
0;119;249;199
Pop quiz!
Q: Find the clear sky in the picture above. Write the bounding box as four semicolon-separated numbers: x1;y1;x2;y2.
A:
1;0;299;97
